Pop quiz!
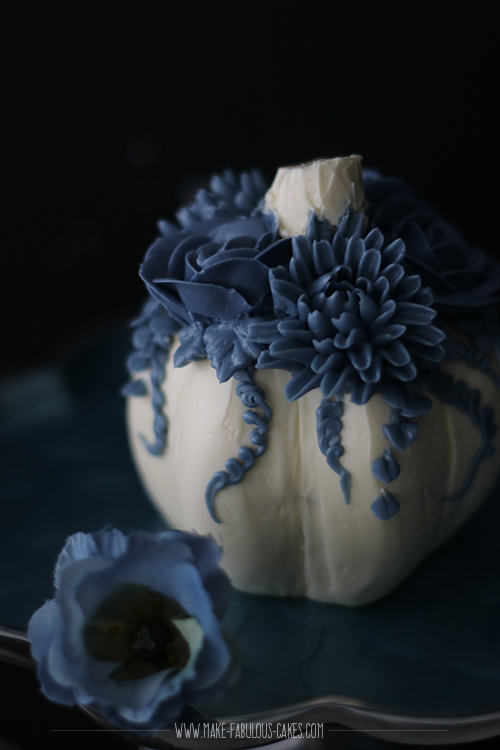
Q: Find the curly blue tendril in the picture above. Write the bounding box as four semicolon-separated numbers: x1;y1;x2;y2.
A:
429;372;497;501
316;397;351;504
205;369;272;523
121;298;180;455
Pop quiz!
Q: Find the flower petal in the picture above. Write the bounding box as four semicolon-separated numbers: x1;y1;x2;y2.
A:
174;281;253;321
284;369;322;401
393;302;436;326
357;248;382;282
28;599;62;663
347;343;373;371
54;530;128;589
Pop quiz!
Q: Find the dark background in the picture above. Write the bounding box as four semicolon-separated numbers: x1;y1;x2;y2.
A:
2;2;500;748
3;2;499;378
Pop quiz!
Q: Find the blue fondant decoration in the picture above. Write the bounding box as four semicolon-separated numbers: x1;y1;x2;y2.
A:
364;172;500;314
429;372;497;501
380;373;431;411
442;328;500;390
465;348;500;389
399;395;432;418
205;369;272;523
441;331;468;361
121;298;179;456
123;165;500;528
248;208;446;407
174;169;269;231
371;491;400;520
371;448;401;484
453;304;500;351
121;379;147;397
316;398;351;504
382;419;419;451
173;321;207;367
305;212;334;242
138;352;169;456
203;319;266;383
140;226;292;327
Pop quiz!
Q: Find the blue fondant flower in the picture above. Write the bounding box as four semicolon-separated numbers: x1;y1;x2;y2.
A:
162;169;270;236
140;210;293;382
364;172;500;312
28;529;231;731
139;169;297;330
248;211;446;404
140;226;293;326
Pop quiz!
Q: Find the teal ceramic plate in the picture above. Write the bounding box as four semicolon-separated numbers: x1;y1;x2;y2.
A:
2;322;500;745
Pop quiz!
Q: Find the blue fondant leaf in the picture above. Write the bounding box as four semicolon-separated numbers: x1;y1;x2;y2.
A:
121;379;147;397
399;395;432;418
382;421;419;451
204;321;262;383
174;322;206;367
371;492;400;520
371;449;401;483
126;352;151;374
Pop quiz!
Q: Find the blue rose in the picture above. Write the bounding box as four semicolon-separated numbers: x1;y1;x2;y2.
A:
28;529;231;730
139;217;293;383
140;168;293;327
364;172;500;312
140;221;292;326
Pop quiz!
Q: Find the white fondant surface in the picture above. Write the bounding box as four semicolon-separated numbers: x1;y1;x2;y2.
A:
127;338;500;605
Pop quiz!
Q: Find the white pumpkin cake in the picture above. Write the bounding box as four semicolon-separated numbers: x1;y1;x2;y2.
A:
123;157;500;605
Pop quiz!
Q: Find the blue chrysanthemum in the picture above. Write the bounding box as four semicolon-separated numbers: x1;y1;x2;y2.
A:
28;529;231;731
248;211;446;404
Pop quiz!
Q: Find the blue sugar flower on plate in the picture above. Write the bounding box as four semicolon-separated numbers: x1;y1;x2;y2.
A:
248;210;446;404
28;529;231;731
364;172;500;313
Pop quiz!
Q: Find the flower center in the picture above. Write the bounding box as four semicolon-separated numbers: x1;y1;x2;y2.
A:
84;583;192;681
132;626;156;651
